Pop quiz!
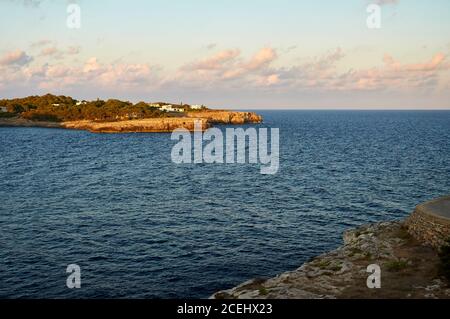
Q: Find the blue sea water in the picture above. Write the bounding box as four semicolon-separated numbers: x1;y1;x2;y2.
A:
0;110;449;299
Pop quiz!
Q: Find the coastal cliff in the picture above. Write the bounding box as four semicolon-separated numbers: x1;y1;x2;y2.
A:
186;110;263;125
63;118;210;133
212;197;450;299
0;110;261;133
0;117;210;133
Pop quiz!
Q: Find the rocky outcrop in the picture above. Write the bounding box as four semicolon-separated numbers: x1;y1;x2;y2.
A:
0;117;209;133
186;111;263;125
0;110;262;133
212;221;450;299
62;118;210;133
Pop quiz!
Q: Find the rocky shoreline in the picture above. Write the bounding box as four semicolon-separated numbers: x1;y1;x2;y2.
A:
0;110;262;133
186;110;263;125
212;219;450;299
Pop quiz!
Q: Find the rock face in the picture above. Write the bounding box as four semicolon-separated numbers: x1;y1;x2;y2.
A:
0;110;263;133
186;111;263;125
0;117;209;133
212;221;450;299
62;118;210;133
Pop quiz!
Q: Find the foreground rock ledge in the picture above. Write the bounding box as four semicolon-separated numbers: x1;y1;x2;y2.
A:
212;220;450;299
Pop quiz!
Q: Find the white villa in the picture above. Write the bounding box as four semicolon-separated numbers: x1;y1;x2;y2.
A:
190;105;203;110
159;105;184;113
76;100;87;106
0;106;7;112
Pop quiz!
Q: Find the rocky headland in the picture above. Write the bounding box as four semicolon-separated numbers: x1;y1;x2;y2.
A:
0;94;263;133
0;110;262;133
186;110;263;125
212;196;450;299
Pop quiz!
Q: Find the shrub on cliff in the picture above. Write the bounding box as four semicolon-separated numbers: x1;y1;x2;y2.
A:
22;111;61;122
0;112;16;119
439;238;450;283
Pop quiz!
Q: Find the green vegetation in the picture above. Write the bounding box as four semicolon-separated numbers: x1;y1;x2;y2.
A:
0;112;16;119
0;94;170;122
348;247;363;257
364;252;373;260
438;238;450;282
385;260;409;272
258;287;269;296
330;264;343;272
315;260;331;269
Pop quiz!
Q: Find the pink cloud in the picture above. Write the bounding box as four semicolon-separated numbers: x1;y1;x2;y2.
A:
245;47;277;70
0;50;33;66
37;45;81;60
335;53;448;91
40;47;59;56
383;52;447;71
1;45;449;106
66;46;81;55
0;56;157;93
176;47;279;87
184;49;240;71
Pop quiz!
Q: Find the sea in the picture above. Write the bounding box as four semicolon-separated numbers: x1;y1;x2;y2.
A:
1;110;449;298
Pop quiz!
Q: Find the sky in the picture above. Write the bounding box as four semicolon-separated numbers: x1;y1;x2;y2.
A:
0;0;449;109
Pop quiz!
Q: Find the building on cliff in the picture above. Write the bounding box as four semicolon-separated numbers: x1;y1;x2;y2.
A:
159;105;184;113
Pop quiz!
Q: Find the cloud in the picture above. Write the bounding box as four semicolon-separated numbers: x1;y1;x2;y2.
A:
245;47;277;71
66;46;81;55
158;48;449;108
383;52;446;71
39;46;59;57
302;47;345;72
1;46;449;108
332;52;448;91
0;52;159;98
30;39;52;48
177;47;278;87
37;57;155;91
36;45;81;60
179;47;447;94
0;50;33;66
183;49;240;71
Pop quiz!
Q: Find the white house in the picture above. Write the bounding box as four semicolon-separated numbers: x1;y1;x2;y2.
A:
191;104;203;110
76;100;87;106
159;105;174;112
0;106;7;113
159;105;184;113
148;103;162;108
